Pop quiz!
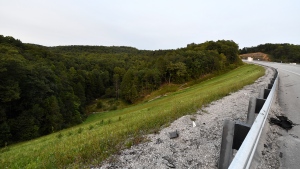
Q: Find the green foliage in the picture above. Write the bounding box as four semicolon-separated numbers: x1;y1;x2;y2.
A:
89;125;94;130
167;62;187;83
0;122;11;147
77;127;83;134
240;43;300;63
96;101;103;109
56;133;63;139
120;69;139;103
67;131;73;136
0;64;264;168
0;34;242;146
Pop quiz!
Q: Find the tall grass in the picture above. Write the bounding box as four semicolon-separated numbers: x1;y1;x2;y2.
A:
0;64;265;168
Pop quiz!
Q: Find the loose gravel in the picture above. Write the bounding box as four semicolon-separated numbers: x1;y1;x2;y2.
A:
98;67;277;169
256;99;281;169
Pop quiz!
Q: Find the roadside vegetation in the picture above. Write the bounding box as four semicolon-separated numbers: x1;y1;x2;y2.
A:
0;35;242;146
0;64;265;168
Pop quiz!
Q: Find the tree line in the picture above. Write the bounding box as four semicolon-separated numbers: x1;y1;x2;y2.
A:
240;43;300;63
0;35;242;146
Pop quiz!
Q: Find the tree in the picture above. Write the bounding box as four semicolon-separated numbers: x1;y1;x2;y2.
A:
0;108;11;146
0;122;11;146
113;67;126;99
120;69;139;103
0;55;25;102
0;34;247;145
41;96;63;134
166;62;187;83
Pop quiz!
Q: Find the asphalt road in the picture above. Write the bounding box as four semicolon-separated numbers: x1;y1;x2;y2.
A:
251;61;300;169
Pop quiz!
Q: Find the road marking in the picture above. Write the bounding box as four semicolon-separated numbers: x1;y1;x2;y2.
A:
281;68;300;76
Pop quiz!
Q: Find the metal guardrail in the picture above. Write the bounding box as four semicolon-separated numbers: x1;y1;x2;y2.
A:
218;68;278;169
229;70;278;169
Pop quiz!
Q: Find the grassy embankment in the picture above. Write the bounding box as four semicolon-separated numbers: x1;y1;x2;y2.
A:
0;64;265;168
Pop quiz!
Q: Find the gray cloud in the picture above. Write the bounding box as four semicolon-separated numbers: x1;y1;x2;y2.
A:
1;0;299;50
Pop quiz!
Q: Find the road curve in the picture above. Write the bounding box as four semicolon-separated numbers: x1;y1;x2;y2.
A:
251;61;300;169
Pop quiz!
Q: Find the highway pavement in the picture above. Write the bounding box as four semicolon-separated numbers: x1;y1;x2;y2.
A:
251;61;300;169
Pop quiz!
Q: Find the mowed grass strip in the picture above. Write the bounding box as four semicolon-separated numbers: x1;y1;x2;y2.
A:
0;64;265;168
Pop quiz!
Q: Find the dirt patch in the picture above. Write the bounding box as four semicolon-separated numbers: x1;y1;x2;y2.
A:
97;67;275;169
240;52;270;61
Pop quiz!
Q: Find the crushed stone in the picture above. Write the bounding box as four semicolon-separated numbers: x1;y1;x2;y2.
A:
97;67;277;169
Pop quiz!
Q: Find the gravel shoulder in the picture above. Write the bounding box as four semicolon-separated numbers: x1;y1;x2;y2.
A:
256;95;281;169
98;67;275;169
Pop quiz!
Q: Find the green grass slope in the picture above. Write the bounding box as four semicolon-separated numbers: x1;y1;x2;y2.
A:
0;64;265;168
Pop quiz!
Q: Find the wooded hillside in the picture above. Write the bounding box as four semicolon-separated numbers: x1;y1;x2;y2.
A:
0;35;241;146
240;43;300;63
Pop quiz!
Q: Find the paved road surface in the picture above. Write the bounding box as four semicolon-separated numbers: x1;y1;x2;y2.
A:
251;61;300;169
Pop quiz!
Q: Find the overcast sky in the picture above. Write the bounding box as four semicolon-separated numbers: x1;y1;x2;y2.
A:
1;0;299;50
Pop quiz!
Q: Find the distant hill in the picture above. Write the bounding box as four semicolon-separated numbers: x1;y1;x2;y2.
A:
239;43;300;63
240;52;270;61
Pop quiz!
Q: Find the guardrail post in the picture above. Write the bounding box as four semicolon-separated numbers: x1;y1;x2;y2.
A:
267;83;273;89
218;120;235;169
255;98;265;113
218;120;251;169
263;89;271;99
246;97;256;125
232;122;251;150
258;88;265;99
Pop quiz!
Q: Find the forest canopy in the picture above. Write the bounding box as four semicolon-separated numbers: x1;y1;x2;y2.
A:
0;35;241;146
